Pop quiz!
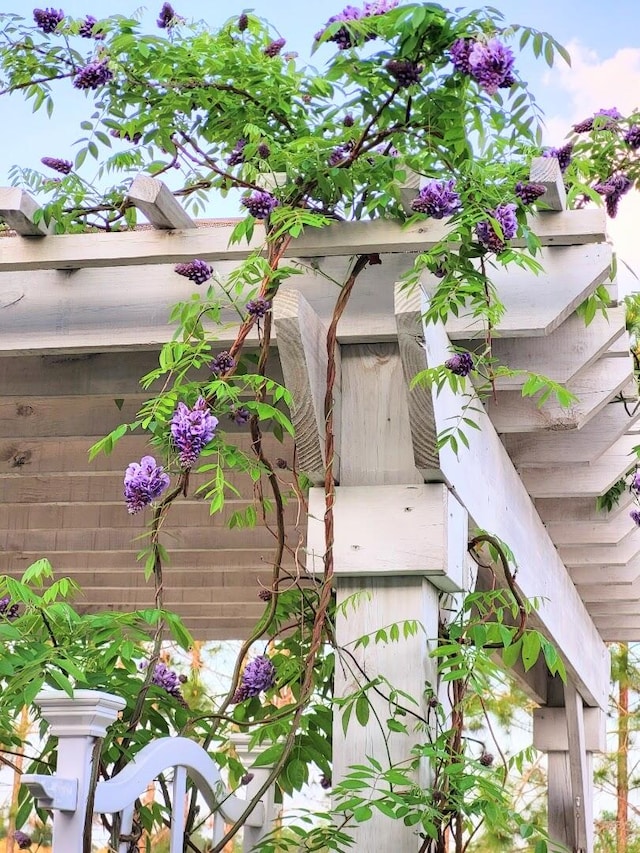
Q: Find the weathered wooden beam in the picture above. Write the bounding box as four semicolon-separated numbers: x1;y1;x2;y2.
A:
560;529;640;567
503;395;638;468
126;175;196;230
408;285;609;708
580;583;640;602
272;289;339;484
521;433;638;500
0;188;53;236
545;509;636;547
586;598;640;615
483;306;626;391
529;156;567;211
570;553;640;586
0;208;607;272
597;627;640;642
445;244;612;339
488;345;632;434
536;491;633;525
395;285;440;478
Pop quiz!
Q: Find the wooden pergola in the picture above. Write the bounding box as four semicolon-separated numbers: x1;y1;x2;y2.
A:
0;161;636;852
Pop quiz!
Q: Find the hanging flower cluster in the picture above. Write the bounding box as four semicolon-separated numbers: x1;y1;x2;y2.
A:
624;125;640;149
450;37;515;94
157;2;184;28
573;107;621;133
41;156;72;174
33;7;64;33
210;351;235;375
594;173;631;218
445;352;474;377
515;181;546;205
0;596;19;620
79;15;103;39
241;190;279;219
246;296;272;318
410;179;461;219
315;0;398;50
232;655;276;702
475;202;517;253
170;396;218;468
12;831;32;851
73;59;113;90
226;138;246;166
264;37;286;57
174;259;213;284
123;456;170;514
385;58;422;88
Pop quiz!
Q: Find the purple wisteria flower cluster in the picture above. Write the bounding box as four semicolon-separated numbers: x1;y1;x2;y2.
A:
450;37;515;95
41;156;72;174
171;396;218;468
226;138;246;166
573;107;621;133
475;203;517;253
0;596;19;620
329;141;353;167
315;0;398;50
542;143;573;173
631;509;640;527
445;352;474;377
230;407;250;425
264;38;286;57
385;58;422;88
13;831;32;850
515;181;546;205
594;173;632;218
238;13;249;32
124;456;170;514
33;7;64;33
241;190;279;219
232;655;276;702
410;179;461;219
246;296;272;318
151;662;183;697
73;59;113;90
79;15;104;39
624;125;640;149
257;142;271;159
157;2;184;28
210;351;235;375
174;259;213;285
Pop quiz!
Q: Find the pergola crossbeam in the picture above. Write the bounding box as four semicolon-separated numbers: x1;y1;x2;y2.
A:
126;175;197;230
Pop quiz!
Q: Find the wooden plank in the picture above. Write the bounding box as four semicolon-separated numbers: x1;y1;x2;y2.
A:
445;244;612;339
126;175;196;230
395;285;440;477
1;548;296;574
586;598;640;615
0;187;52;236
536;491;633;525
273;289;340;484
564;681;594;853
569;554;640;586
0;255;415;355
545;509;636;547
533;706;605;752
0;208;607;272
579;584;640;602
488;348;633;433
481;307;627;391
530;156;567;211
520;434;638;499
597;627;640;642
560;529;640;567
502;396;639;467
415;286;609;707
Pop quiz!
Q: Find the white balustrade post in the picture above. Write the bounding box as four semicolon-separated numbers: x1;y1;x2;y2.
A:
22;690;126;853
232;734;280;852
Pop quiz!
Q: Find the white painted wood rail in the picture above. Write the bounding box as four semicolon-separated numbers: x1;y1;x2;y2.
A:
21;690;277;853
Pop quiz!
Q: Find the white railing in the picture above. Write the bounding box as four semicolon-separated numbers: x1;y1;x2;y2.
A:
21;690;278;853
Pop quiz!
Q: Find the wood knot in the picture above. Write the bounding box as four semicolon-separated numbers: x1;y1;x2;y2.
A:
11;450;31;467
16;404;34;416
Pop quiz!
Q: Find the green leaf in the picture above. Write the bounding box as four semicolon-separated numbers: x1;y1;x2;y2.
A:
355;694;370;727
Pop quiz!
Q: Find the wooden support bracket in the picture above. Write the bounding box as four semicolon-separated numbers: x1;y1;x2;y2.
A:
306;483;468;591
126;175;196;230
0;187;53;236
272;289;340;484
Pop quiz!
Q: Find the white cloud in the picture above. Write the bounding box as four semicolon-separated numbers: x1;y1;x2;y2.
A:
542;42;640;293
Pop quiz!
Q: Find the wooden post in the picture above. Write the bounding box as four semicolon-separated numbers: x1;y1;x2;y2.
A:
326;343;465;850
21;690;126;853
533;692;605;853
